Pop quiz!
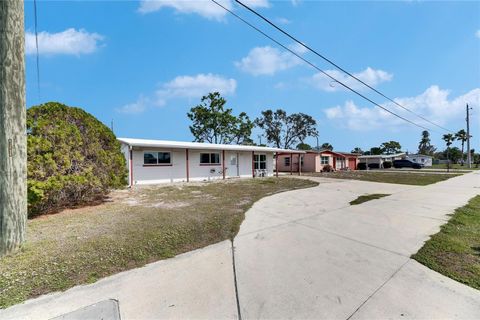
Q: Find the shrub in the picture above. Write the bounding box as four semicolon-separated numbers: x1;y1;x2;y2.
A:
27;102;127;216
368;163;380;169
383;161;392;169
322;164;334;172
357;163;367;170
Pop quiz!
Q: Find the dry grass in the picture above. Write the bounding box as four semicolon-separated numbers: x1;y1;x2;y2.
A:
0;177;318;309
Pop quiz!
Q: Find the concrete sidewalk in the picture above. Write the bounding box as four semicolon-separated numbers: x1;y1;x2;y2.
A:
1;172;479;319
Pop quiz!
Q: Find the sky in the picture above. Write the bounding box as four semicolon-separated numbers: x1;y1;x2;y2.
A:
24;0;480;153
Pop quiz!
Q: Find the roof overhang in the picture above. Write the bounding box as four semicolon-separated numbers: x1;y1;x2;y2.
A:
118;138;305;154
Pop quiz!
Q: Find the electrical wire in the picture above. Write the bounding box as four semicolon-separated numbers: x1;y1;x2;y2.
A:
234;0;454;133
211;0;432;131
34;0;41;100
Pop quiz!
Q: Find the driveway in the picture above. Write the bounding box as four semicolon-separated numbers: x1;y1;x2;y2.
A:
235;172;480;319
1;172;479;319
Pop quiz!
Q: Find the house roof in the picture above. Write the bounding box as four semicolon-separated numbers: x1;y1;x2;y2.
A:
407;154;432;158
303;150;359;158
117;138;305;154
358;153;406;159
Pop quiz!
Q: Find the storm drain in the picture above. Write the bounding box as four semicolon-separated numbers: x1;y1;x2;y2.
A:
51;299;121;320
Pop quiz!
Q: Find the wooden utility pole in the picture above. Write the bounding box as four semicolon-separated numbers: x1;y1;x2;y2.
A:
0;0;27;257
466;104;472;169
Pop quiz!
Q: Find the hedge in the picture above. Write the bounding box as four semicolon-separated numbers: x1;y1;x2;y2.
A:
27;102;127;216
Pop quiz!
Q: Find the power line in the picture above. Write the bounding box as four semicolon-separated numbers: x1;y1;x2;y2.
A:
234;0;454;134
33;0;41;100
211;0;432;131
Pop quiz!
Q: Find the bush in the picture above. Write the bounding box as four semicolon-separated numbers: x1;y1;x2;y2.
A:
357;163;367;170
322;164;334;172
383;161;392;169
27;102;127;216
368;163;380;169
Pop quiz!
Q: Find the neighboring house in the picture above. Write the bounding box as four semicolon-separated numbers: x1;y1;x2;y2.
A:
406;154;433;167
276;150;359;172
118;138;304;186
358;153;406;168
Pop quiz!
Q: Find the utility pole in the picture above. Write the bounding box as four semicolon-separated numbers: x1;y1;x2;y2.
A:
466;104;472;169
0;0;27;257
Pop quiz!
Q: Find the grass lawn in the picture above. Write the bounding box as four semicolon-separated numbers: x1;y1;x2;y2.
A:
413;195;480;290
349;194;390;205
431;164;480;171
0;177;318;309
304;171;461;186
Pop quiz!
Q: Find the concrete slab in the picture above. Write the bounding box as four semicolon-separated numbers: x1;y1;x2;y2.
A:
350;260;480;320
235;222;408;319
298;204;443;256
0;241;237;320
51;299;120;320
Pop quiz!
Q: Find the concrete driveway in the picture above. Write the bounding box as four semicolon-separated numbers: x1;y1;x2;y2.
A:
235;172;480;319
1;172;479;319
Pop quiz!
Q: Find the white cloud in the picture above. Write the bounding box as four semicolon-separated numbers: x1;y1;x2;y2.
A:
275;17;291;25
155;73;237;106
324;86;480;131
235;45;302;76
116;96;150;114
310;67;393;92
138;0;269;20
25;28;104;56
476;30;480;39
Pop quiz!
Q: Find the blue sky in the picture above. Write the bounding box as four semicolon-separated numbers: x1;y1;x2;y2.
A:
25;0;480;152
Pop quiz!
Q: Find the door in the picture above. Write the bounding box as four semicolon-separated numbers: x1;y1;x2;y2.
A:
348;158;356;170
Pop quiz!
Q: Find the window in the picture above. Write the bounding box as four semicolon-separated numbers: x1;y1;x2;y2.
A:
144;151;171;165
200;153;220;165
284;157;291;166
254;154;267;170
321;156;329;165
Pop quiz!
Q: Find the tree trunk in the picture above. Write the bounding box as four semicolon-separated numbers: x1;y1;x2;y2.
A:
0;0;27;257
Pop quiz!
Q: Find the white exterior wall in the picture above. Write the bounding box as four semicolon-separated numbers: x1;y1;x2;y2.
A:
122;143;275;185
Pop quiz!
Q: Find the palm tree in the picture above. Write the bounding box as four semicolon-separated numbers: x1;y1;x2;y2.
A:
418;130;436;155
321;142;333;151
442;133;454;172
455;129;467;165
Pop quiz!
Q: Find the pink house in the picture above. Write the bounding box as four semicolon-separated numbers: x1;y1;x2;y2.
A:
276;150;359;173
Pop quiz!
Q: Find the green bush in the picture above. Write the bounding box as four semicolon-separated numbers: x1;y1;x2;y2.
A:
383;161;392;169
27;102;127;216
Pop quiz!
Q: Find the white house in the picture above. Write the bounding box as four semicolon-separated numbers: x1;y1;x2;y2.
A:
118;138;305;186
406;154;433;167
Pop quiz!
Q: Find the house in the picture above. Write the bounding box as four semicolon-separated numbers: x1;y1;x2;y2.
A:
117;138;304;186
406;154;433;167
276;150;359;172
358;153;406;169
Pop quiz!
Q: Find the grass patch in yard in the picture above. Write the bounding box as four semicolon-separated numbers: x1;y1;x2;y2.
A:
349;194;390;205
305;171;461;186
0;177;317;309
412;195;480;290
431;164;479;171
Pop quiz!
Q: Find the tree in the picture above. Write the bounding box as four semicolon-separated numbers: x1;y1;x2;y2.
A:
442;133;455;171
321;143;333;151
1;0;27;257
369;147;383;155
455;129;467;165
380;141;402;154
187;92;253;144
351;147;364;154
27;102;127;216
296;142;312;150
417;130;436;155
255;109;318;149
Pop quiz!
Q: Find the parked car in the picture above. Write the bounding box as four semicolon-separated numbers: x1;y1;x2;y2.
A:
393;159;422;169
